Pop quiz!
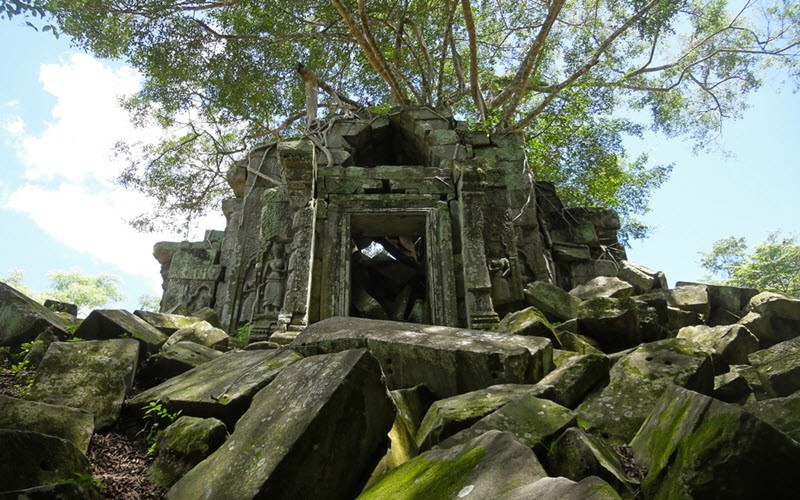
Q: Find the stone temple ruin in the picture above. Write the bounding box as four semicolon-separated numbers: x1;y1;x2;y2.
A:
5;107;800;499
154;108;627;341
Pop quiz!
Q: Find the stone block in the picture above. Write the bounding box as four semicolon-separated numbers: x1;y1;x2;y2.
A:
148;416;228;488
162;320;229;351
523;280;580;322
744;390;800;442
0;395;94;453
668;284;710;321
426;129;459;146
630;385;800;499
75;309;168;356
437;394;576;452
27;339;139;430
138;341;223;385
537;353;611;409
226;160;247;198
748;336;800;396
0;281;70;347
547;427;636;496
497;306;556;339
576;297;644;352
415;384;553;451
291;317;553;399
676;281;758;326
676;324;759;364
0;429;91;492
43;299;78;317
133;310;201;335
503;476;622;500
360;430;548;500
131;349;303;427
570;276;634;300
618;261;667;294
577;338;714;443
168;349;395;500
712;371;752;404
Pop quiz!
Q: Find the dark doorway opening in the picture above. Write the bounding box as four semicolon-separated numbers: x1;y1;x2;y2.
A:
349;214;428;322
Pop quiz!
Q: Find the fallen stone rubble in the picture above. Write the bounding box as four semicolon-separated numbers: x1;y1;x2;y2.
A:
1;277;800;499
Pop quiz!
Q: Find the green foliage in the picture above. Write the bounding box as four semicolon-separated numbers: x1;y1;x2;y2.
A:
700;232;800;297
1;0;59;36
3;268;125;315
42;270;124;314
138;400;181;456
17;0;800;235
527;95;673;244
68;471;104;498
1;268;34;297
236;323;250;342
138;294;161;312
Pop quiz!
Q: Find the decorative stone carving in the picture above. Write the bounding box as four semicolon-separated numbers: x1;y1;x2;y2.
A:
154;108;627;339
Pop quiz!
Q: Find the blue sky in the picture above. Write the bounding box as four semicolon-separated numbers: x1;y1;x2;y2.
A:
0;18;798;312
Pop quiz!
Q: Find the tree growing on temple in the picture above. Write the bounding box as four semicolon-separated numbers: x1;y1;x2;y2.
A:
18;0;800;238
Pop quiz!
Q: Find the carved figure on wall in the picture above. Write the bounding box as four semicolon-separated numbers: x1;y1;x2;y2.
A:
187;285;211;313
239;257;259;322
488;257;512;306
260;243;286;313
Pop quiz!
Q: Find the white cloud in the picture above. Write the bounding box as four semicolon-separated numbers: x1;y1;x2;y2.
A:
16;53;151;182
1;114;24;136
3;53;226;294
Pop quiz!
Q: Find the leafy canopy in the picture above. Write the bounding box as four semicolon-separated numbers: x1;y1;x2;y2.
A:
700;232;800;297
2;268;125;314
19;0;800;234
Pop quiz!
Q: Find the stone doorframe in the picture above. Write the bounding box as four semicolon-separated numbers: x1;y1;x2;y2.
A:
316;194;459;327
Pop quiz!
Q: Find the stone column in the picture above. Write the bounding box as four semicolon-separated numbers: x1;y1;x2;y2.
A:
454;159;499;330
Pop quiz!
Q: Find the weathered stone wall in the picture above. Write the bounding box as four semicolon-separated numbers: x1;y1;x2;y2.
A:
155;108;626;339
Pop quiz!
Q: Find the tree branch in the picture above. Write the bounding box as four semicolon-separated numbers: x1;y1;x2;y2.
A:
492;0;566;121
512;0;663;131
460;0;488;119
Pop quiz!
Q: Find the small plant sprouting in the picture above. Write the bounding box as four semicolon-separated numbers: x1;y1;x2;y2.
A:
69;471;104;498
137;400;181;456
236;323;250;342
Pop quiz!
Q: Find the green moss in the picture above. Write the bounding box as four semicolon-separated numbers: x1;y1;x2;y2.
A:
358;446;486;499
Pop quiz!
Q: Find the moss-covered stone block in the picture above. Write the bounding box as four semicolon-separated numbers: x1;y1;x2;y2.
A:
438;394;575;452
168;349;395;500
148;416;228;488
415;384;552;451
523;280;580;322
75;309;168;356
162;320;229;351
497;306;557;339
577;339;714;443
0;429;91;492
131;349;303;427
748;335;800;397
744;390;800;442
547;427;636;497
0;281;70;347
27;339;139;430
138;341;223;386
0;395;94;453
133;310;201;335
291;317;553;399
631;385;800;499
676;324;759;365
538;353;611;409
359;430;547;500
504;475;622;499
